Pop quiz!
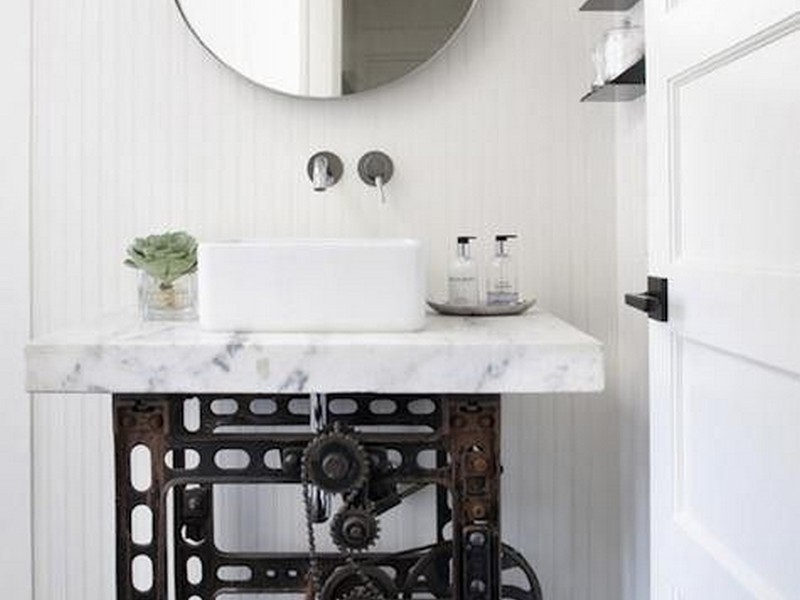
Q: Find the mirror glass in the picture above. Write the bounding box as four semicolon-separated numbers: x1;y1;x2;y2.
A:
176;0;476;99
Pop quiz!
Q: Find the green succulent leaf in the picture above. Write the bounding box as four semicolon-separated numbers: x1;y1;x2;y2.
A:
124;231;198;285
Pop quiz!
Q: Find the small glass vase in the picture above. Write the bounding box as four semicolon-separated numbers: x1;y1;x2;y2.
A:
138;272;198;321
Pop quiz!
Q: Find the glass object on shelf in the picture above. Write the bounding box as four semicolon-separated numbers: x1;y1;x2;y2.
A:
601;19;645;82
591;44;607;88
138;271;198;321
592;19;644;87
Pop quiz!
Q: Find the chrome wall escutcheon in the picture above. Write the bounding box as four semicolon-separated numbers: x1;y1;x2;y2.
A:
358;151;394;203
307;151;343;191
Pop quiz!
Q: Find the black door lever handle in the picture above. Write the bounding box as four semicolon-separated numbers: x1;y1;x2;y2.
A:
624;276;668;322
624;292;658;313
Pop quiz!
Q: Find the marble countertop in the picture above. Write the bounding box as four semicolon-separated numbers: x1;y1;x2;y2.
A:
26;310;604;395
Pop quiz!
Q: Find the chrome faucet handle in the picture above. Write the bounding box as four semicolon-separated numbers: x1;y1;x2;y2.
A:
358;151;394;203
307;151;343;191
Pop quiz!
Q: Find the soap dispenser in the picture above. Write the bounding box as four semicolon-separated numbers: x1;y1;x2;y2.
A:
448;236;479;306
487;234;519;306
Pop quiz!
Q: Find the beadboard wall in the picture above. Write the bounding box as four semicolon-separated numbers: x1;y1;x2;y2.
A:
615;100;649;600
0;0;32;597
29;0;643;598
614;6;649;599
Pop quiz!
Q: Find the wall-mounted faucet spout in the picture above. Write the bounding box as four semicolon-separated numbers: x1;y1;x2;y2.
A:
374;176;386;204
307;151;343;192
358;151;394;203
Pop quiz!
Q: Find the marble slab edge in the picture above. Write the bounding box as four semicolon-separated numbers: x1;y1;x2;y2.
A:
26;311;605;395
26;343;603;395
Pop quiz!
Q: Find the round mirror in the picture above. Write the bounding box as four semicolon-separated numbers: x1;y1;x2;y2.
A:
175;0;477;99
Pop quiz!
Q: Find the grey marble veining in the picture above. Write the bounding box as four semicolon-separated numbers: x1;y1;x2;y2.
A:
26;310;604;394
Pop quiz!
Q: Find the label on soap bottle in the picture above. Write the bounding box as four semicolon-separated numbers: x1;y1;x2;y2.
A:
449;275;479;306
487;290;519;305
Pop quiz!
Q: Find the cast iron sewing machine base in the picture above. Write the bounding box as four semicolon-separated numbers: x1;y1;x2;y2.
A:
113;393;542;600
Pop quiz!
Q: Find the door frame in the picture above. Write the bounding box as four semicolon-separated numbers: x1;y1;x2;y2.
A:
0;0;33;596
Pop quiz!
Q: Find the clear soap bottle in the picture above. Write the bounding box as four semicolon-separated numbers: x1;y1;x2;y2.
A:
448;236;479;306
487;234;519;306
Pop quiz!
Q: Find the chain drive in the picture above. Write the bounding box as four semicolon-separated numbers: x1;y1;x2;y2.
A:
302;427;386;600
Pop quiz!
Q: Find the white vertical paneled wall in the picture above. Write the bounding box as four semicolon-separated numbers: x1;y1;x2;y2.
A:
614;6;649;599
29;0;641;598
0;0;32;597
615;99;649;600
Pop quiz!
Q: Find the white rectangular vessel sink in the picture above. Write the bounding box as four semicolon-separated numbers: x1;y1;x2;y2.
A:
198;238;426;332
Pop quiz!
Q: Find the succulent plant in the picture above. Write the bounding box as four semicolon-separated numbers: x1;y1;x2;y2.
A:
124;231;198;287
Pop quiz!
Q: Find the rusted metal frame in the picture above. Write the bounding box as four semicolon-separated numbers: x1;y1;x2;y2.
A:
116;393;503;600
433;446;455;593
172;480;211;598
169;471;450;599
175;550;427;597
114;396;174;600
401;541;542;600
159;437;448;487
166;395;451;599
170;451;195;597
444;395;502;600
170;479;446;599
112;393;443;432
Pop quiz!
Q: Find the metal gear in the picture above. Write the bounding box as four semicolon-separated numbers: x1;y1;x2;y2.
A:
320;565;396;600
304;428;369;494
401;541;542;600
339;585;383;600
330;505;380;551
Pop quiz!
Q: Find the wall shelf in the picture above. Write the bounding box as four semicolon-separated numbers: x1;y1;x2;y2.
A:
580;0;641;11
581;58;645;102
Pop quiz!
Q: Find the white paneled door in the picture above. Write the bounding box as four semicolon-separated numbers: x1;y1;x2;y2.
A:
647;1;800;599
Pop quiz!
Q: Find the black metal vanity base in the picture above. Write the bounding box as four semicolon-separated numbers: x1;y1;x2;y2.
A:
113;393;542;600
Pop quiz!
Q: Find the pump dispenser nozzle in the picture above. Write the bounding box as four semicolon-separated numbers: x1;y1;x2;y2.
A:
456;236;477;258
494;234;518;255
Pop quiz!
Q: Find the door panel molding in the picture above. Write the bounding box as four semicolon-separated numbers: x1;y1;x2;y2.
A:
666;332;800;598
668;13;800;264
674;516;784;600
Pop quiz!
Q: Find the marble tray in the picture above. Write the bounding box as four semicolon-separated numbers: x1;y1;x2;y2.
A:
426;298;536;317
